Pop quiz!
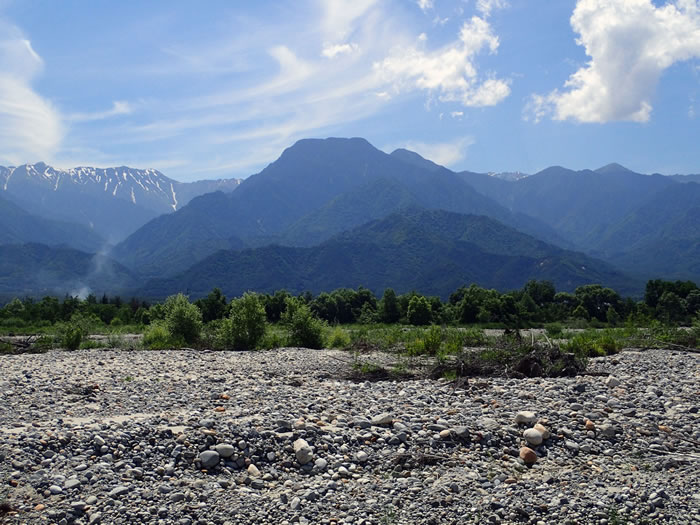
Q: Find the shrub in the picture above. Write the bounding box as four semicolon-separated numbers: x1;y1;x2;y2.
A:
329;326;351;348
422;325;443;355
259;331;286;350
61;324;83;350
143;322;179;350
282;297;325;349
163;294;202;345
218;293;267;350
563;330;621;357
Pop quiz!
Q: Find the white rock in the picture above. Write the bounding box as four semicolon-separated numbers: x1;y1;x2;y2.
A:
605;376;621;388
515;411;537;426
523;428;543;446
293;438;314;465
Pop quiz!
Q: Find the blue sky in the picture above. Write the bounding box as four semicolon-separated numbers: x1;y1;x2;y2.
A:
0;0;699;181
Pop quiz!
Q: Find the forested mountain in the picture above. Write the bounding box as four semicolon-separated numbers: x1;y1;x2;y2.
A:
0;163;240;241
0;194;104;252
0;244;137;297
1;137;697;299
138;209;637;300
593;182;700;280
113;137;564;277
459;163;677;249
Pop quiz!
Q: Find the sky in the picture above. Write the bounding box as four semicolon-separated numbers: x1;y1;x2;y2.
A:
0;0;699;181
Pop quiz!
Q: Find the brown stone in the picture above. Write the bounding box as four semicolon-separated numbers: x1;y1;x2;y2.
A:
585;419;596;431
34;504;45;511
519;446;537;465
213;406;225;412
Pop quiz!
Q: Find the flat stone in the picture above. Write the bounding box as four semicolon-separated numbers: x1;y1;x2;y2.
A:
215;443;236;458
371;413;393;426
108;485;130;498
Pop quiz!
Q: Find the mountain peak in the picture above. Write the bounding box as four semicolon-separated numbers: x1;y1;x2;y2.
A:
390;148;442;172
595;163;635;175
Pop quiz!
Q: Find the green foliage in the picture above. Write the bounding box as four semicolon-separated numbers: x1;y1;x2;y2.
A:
328;326;351;348
195;288;228;323
163;293;202;345
61;324;83;350
258;330;286;350
407;295;431;325
282;297;326;349
143;322;179;350
217;292;267;350
380;288;400;324
545;322;563;338
563;330;622;357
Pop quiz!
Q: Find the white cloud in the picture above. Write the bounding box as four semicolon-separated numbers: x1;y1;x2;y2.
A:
476;0;509;17
68;100;133;122
417;0;434;12
321;42;359;59
0;22;63;164
386;136;475;167
374;16;511;107
527;0;700;124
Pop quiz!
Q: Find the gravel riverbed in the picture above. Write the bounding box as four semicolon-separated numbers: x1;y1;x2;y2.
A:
1;347;699;524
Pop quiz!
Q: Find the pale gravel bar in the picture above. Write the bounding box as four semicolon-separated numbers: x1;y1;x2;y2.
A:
1;348;699;524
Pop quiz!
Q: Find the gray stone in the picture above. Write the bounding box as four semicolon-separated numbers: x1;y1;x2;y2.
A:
293;438;313;465
108;485;130;498
215;443;236;458
199;450;220;469
371;413;393;426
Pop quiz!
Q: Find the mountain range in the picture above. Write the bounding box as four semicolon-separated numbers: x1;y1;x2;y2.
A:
0;163;240;242
1;137;698;299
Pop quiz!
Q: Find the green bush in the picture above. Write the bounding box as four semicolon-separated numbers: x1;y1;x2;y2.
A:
163;294;202;345
61;324;83;350
143;322;179;350
259;331;286;350
545;322;563;338
422;325;443;355
563;330;621;357
282;297;325;349
328;326;351;348
218;293;267;350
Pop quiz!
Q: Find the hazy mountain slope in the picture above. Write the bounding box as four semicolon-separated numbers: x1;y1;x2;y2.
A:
0;244;137;297
594;182;700;281
0;194;104;252
139;209;638;300
111;191;247;278
0;163;240;241
460;163;678;250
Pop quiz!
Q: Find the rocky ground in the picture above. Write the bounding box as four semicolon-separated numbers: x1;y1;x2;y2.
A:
1;347;699;525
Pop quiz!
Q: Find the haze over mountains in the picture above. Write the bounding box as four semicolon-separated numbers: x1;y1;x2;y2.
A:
1;137;698;300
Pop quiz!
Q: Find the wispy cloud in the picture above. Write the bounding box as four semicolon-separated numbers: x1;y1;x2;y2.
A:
526;0;700;124
1;1;513;179
67;100;133;122
384;136;475;167
0;21;63;164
